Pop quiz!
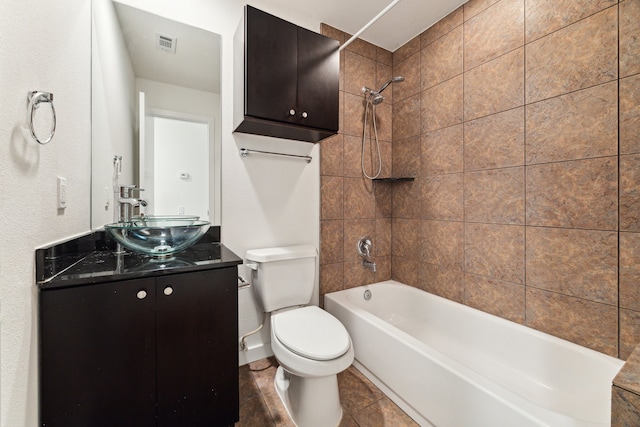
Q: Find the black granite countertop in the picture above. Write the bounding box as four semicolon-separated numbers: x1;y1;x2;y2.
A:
36;226;243;289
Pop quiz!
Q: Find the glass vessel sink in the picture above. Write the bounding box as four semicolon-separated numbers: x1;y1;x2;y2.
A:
131;214;200;227
104;219;210;257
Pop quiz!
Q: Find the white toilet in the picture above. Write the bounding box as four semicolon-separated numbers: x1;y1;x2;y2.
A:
246;245;354;427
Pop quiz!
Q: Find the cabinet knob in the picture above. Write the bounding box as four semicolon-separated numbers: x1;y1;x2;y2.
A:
288;109;296;116
163;286;174;296
301;111;308;119
136;290;147;300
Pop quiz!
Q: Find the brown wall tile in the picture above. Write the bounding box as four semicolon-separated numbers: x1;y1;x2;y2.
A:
321;176;343;220
525;7;618;103
421;26;463;91
621;154;640;231
464;0;501;21
422;125;464;175
421;220;464;269
526;287;618;356
371;101;393;142
320;262;344;294
464;107;524;171
422;173;464;221
526;157;618;230
464;167;525;224
344;135;363;178
464;0;524;70
421;6;463;47
393;93;421;140
321;220;343;264
612;385;640;426
345;50;376;96
464;273;525;323
393;256;421;288
393;35;420;66
376;218;392;256
344;177;375;219
420;262;465;303
320;133;343;176
374;181;393;218
465;223;525;284
392;180;421;219
421;75;464;132
620;309;640;359
344;36;377;60
393;52;420;101
464;47;524;121
392;218;421;258
526;227;618;304
525;82;618;164
343;260;376;289
525;0;617;43
621;232;640;311
392;136;420;178
377;47;393;67
621;74;640;155
620;0;640;78
344;92;365;137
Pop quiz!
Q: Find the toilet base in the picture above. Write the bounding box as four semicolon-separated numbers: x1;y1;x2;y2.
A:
274;366;343;427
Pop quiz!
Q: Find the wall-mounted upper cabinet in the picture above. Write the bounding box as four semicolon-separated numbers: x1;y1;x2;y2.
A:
234;5;339;143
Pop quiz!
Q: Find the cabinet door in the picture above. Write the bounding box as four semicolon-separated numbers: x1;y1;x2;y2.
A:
245;5;298;125
156;268;239;427
40;278;156;427
297;26;340;131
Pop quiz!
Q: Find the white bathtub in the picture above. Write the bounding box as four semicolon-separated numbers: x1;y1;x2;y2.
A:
325;280;624;427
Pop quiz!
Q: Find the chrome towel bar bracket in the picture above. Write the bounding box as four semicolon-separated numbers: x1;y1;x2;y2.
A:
239;147;312;163
27;91;56;145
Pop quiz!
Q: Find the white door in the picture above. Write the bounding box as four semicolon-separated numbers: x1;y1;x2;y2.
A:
151;116;209;220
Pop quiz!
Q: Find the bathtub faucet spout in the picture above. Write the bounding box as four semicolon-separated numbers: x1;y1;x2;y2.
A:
362;259;377;272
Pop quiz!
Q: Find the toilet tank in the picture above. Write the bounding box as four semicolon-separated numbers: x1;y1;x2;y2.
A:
246;245;317;312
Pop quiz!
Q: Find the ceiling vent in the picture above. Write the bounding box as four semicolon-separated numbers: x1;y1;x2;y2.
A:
156;33;177;54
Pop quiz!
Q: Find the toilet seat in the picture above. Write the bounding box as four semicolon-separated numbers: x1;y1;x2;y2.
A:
272;306;351;361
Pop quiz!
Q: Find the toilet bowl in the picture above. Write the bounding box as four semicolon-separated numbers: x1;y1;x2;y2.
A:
245;246;354;427
270;306;354;427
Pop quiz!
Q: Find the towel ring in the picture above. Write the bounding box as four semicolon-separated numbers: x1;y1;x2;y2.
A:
27;91;56;145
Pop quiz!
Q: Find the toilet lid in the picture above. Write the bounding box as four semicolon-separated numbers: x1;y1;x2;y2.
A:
273;306;351;361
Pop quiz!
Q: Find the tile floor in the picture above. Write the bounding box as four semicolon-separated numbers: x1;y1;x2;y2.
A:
236;357;419;426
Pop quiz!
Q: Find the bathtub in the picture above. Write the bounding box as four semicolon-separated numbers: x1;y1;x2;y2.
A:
324;280;624;427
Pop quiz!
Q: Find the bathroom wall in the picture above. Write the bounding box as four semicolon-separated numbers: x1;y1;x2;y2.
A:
388;0;640;360
318;26;396;294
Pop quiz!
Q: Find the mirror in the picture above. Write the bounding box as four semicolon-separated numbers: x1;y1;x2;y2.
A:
91;0;222;229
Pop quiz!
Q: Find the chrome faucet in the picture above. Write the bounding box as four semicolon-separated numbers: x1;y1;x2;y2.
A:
357;236;377;272
118;185;147;222
362;259;377;272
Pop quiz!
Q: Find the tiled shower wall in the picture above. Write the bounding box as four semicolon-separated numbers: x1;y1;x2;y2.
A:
321;0;640;360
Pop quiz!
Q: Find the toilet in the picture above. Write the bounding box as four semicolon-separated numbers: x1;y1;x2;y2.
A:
246;245;354;427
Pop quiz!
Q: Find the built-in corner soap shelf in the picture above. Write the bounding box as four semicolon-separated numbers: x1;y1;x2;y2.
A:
372;177;415;183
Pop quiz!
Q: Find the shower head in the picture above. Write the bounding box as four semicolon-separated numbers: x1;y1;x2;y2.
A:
377;76;405;94
371;92;385;105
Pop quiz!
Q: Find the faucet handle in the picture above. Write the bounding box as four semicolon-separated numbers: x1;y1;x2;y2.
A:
119;185;145;196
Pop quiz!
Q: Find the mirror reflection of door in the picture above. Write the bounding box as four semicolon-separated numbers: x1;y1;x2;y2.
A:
140;92;210;221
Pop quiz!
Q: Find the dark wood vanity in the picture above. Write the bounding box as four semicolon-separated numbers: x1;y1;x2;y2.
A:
36;227;242;427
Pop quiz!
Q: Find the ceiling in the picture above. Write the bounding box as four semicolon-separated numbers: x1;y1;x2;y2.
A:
267;0;468;52
112;0;466;95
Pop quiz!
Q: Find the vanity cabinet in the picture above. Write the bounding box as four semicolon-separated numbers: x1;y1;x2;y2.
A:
39;267;238;427
234;5;339;142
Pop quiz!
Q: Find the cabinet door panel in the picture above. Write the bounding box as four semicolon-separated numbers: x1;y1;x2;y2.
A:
40;278;156;427
245;6;298;124
297;27;339;131
156;268;238;427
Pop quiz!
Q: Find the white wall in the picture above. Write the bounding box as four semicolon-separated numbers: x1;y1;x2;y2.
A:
0;1;92;426
1;1;321;425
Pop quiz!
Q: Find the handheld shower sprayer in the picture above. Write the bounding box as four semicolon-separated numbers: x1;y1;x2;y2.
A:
361;76;404;179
